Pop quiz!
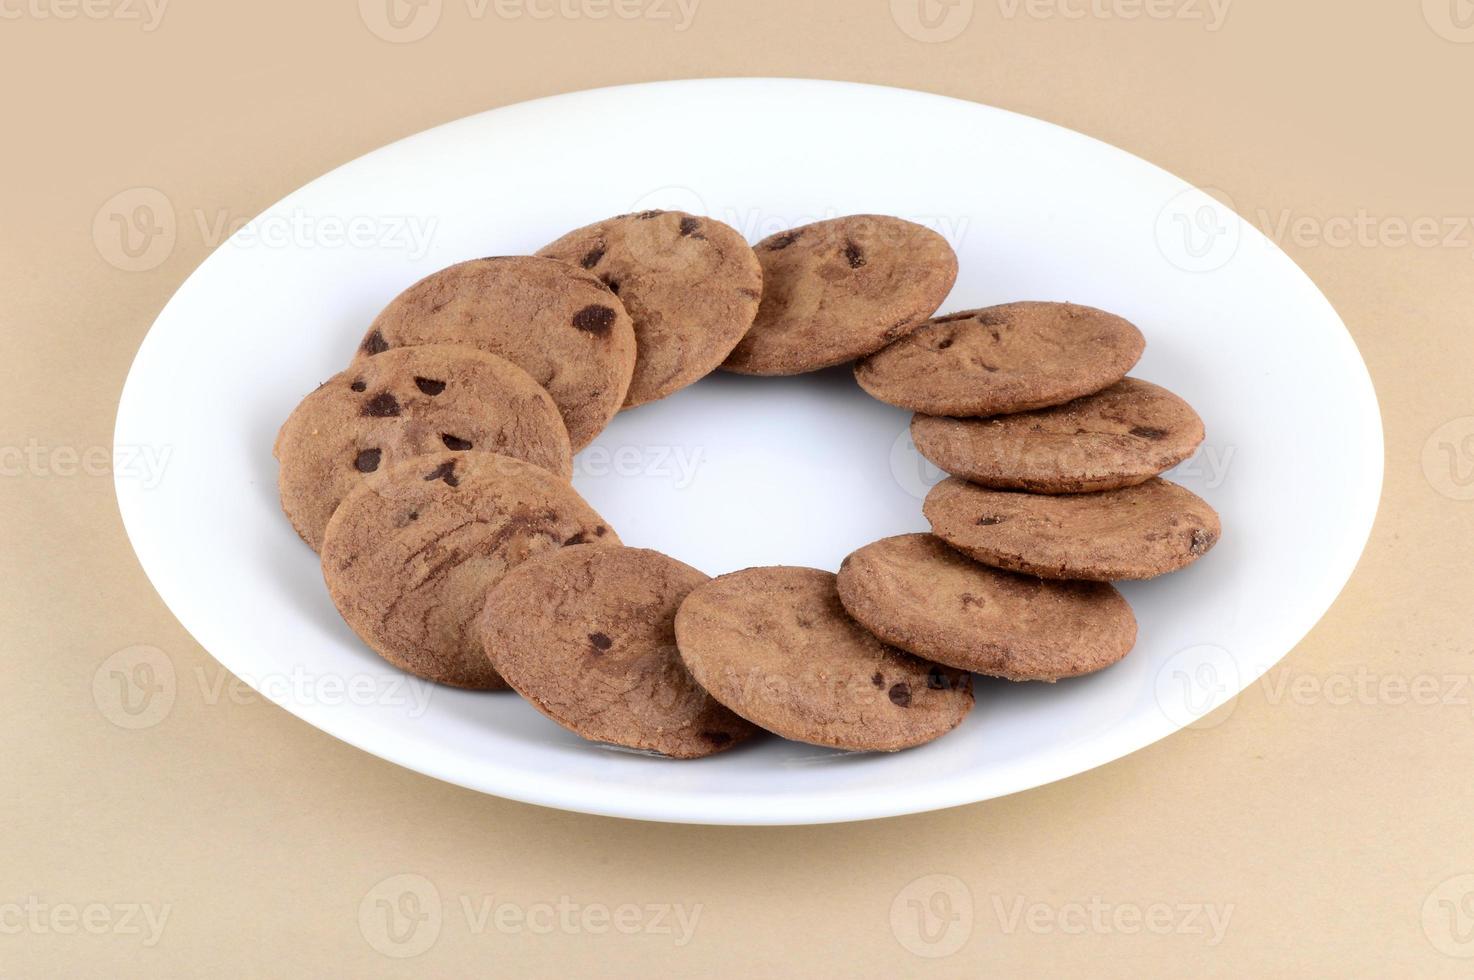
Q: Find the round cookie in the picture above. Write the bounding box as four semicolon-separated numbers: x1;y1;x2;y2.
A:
537;211;762;408
275;345;572;551
673;566;974;752
356;256;635;451
321;452;619;690
855;302;1146;416
479;546;760;758
722;215;958;375
924;477;1221;581
837;534;1137;682
910;378;1204;494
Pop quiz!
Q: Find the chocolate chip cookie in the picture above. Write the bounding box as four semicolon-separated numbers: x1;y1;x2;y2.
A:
924;477;1220;581
673;566;974;752
855;302;1146;416
837;534;1137;681
320;452;619;690
274;345;572;551
910;378;1204;494
479;545;760;758
356;256;635;451
722;215;958;375
537;211;762;408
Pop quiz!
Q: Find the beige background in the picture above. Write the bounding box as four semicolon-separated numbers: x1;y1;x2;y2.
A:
3;0;1472;975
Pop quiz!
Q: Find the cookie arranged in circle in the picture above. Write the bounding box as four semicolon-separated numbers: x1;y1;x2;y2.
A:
321;452;619;690
722;215;958;375
924;477;1220;581
673;566;974;752
537;211;762;408
855;302;1146;416
357;256;635;451
910;378;1204;494
480;546;760;758
274;345;572;551
837;534;1137;681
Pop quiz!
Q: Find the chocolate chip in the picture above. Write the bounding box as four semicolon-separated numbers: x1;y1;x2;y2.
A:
594;525;608;537
927;667;947;690
349;379;367;392
977;516;1004;526
842;239;866;269
766;231;801;251
588;631;613;653
635;210;663;219
572;304;616;335
699;731;732;745
581;246;605;269
600;276;620;295
679;216;701;237
360;329;389;356
415;377;446;396
1190;528;1215;554
408;510;419;520
888;683;912;707
1130;426;1169;440
563;532;588;546
362;393;400;417
871;671;884;688
424;459;459;487
441;434;473;451
353;448;381;473
936;337;954;350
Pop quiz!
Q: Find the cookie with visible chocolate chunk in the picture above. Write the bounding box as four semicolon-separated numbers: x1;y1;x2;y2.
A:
924;477;1220;581
855;302;1145;416
673;566;973;752
320;452;618;690
479;545;760;758
837;534;1137;681
722;215;958;375
537;211;762;408
275;345;571;551
356;256;635;451
910;378;1204;494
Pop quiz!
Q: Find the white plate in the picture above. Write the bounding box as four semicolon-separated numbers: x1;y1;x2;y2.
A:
114;79;1382;825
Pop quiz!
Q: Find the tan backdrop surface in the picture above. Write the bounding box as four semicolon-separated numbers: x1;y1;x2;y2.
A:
3;1;1471;975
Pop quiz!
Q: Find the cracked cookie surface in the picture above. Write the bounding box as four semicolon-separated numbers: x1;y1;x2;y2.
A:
673;566;973;752
480;545;760;758
722;215;958;375
275;344;571;551
320;452;618;690
924;477;1220;581
356;256;635;451
537;211;762;408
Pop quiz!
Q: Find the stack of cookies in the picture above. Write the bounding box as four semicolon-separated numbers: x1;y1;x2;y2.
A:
274;209;1219;760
